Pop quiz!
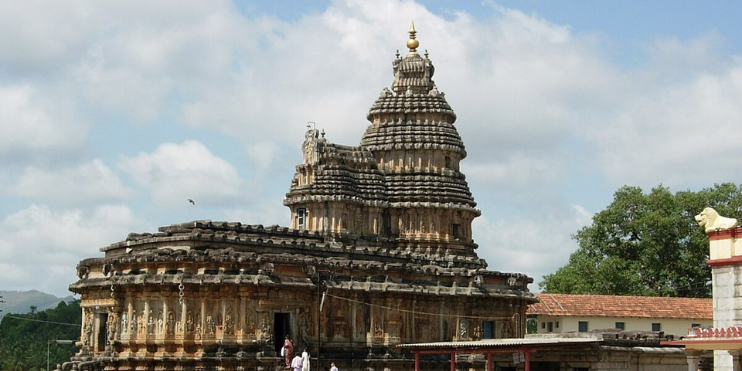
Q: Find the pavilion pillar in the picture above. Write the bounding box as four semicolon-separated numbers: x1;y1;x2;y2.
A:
729;350;741;371
487;352;492;371
414;352;420;371
685;350;701;371
524;350;531;371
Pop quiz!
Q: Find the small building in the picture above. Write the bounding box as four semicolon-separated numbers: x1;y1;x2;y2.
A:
528;293;712;338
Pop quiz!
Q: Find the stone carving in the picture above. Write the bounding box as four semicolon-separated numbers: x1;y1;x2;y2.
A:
121;313;127;335
83;311;93;347
77;265;89;279
298;308;310;343
459;320;468;339
130;310;137;335
166;311;175;335
356;305;366;337
147;310;154;335
696;207;739;232
245;308;256;332
206;315;215;335
186;311;194;333
107;311;117;345
225;309;234;335
303;129;320;164
157;311;164;334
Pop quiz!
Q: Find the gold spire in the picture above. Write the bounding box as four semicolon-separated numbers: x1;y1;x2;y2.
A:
406;21;419;53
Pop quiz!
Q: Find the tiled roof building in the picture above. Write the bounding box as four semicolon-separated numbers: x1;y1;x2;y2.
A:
528;293;712;337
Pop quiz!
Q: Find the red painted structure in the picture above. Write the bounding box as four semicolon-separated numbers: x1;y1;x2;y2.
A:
399;337;601;371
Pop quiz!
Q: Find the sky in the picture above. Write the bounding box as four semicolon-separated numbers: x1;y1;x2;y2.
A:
1;0;742;298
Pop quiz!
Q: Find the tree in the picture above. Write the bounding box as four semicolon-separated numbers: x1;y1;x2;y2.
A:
0;300;81;371
540;183;742;298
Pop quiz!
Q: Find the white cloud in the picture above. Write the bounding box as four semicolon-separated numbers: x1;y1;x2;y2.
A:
118;141;243;208
10;160;135;206
0;204;145;297
590;61;742;188
473;205;592;290
0;85;85;161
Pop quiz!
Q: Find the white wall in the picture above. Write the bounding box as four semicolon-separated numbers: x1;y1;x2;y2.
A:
535;315;712;338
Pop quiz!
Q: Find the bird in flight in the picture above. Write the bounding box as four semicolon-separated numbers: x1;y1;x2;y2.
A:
188;199;195;205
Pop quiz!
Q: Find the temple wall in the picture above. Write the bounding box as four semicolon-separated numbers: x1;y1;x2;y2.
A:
72;254;529;371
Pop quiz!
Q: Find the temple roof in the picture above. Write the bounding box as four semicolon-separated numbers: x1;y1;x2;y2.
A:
361;26;466;158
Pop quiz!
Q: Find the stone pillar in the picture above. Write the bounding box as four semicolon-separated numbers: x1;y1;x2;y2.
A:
685;350;702;371
711;264;742;371
729;350;741;371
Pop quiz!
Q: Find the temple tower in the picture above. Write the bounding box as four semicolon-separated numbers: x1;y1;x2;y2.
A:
285;24;480;257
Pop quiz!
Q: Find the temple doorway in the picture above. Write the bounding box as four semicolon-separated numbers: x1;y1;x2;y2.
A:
274;312;291;352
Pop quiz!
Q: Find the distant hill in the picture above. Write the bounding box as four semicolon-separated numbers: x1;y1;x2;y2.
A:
0;290;75;315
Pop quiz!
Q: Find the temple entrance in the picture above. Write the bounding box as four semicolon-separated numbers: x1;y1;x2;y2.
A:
97;313;108;351
274;312;291;353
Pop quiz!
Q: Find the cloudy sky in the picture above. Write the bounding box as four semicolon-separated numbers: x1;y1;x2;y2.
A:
1;0;741;298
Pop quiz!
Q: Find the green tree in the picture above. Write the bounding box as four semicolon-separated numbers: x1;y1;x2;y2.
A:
0;300;81;371
540;183;742;298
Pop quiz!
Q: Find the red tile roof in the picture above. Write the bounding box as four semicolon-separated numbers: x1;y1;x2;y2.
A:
527;293;712;319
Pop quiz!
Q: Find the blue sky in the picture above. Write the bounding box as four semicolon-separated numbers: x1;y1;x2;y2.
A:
1;0;741;297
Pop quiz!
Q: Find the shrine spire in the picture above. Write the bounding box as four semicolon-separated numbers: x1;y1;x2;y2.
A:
407;21;419;54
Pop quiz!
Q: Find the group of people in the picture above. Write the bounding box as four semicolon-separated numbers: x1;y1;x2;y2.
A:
282;335;338;371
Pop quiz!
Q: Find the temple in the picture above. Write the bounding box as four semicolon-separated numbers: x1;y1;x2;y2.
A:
61;25;536;371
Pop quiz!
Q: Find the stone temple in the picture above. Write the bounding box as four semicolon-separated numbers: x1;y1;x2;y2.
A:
63;26;536;371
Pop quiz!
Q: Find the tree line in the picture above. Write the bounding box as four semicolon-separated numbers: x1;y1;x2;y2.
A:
0;300;81;371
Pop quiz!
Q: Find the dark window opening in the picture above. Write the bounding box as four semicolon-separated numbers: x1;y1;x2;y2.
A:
297;208;306;229
547;322;553;332
578;321;588;332
445;156;451;168
98;313;108;351
615;322;625;330
452;223;461;238
482;321;494;339
652;323;661;332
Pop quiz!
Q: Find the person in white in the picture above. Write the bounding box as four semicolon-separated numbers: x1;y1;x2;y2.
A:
291;354;303;371
301;348;310;371
330;362;338;371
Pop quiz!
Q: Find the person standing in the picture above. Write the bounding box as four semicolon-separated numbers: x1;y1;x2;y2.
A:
291;353;303;371
283;335;294;368
301;348;311;371
330;362;338;371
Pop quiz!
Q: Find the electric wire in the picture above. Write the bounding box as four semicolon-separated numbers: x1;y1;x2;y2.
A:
2;314;81;327
324;293;518;321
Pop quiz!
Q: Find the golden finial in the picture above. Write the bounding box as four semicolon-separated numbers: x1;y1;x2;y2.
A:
406;21;419;52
